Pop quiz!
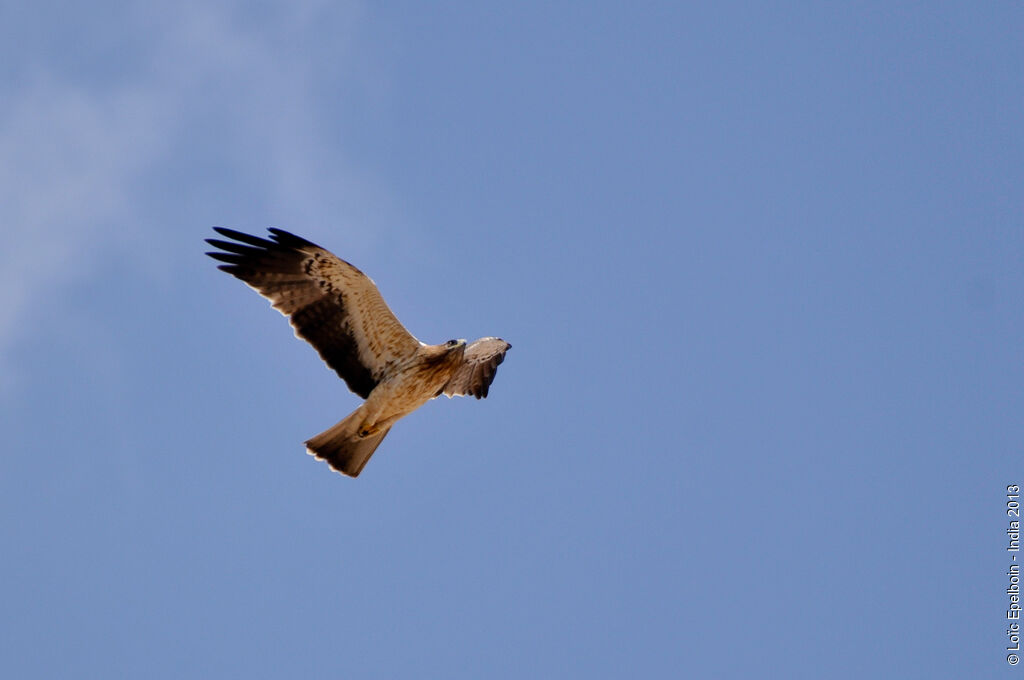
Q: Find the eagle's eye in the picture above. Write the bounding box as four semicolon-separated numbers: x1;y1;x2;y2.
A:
446;339;458;347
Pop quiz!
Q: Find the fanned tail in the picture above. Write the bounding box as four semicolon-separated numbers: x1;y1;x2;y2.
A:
305;409;391;478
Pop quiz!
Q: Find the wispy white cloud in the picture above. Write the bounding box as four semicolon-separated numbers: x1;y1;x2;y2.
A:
0;76;168;361
0;1;388;389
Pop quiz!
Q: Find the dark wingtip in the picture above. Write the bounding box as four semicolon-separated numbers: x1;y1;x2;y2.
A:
268;227;321;249
206;251;243;264
210;227;278;248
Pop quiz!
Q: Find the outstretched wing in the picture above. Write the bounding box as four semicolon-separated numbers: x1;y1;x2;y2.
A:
206;227;421;398
443;337;511;399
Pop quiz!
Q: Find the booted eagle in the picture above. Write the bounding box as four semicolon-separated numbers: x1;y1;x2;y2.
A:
206;228;510;477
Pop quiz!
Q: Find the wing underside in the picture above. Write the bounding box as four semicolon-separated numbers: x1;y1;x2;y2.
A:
206;227;420;398
443;337;511;399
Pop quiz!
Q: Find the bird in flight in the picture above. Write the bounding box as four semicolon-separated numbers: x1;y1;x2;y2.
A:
206;228;511;477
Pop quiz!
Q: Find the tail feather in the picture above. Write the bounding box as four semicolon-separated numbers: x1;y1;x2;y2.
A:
305;411;391;478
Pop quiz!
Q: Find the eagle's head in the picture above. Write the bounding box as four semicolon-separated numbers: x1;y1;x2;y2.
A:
439;338;467;364
422;339;467;365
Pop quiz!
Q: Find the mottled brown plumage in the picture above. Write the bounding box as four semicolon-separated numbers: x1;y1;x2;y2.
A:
206;227;510;477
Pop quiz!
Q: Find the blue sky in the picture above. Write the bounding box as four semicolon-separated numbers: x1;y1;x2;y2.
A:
1;1;1021;677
